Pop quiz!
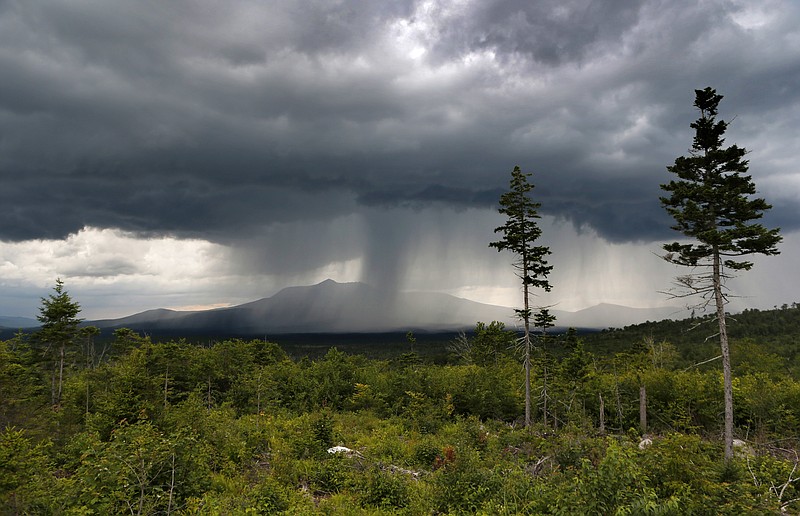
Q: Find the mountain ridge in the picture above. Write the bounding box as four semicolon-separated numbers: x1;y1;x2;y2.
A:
82;280;682;335
1;280;684;334
89;280;516;334
0;316;39;329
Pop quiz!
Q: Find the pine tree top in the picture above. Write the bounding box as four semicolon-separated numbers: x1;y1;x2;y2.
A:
660;88;781;271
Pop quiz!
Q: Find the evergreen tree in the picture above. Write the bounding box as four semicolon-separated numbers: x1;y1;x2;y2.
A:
660;87;781;461
35;278;83;407
490;166;553;427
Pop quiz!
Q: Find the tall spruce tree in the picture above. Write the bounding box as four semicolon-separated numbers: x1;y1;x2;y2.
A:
35;278;83;407
660;87;781;461
491;166;553;427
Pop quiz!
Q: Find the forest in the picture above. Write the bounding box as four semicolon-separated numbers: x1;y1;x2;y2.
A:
2;301;800;514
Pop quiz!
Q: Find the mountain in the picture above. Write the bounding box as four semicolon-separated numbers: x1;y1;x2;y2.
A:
0;316;39;329
90;280;517;334
92;308;192;328
563;303;684;329
86;279;681;335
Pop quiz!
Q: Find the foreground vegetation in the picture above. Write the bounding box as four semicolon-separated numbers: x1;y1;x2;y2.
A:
2;305;800;514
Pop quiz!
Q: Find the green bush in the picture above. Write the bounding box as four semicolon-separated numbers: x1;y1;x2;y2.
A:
429;445;499;513
311;455;352;495
0;427;54;514
182;473;289;515
555;439;681;515
357;466;411;510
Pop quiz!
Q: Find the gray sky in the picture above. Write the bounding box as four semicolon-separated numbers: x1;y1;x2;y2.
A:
1;0;798;320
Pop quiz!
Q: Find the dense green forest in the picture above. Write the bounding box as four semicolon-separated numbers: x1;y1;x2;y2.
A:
2;304;800;514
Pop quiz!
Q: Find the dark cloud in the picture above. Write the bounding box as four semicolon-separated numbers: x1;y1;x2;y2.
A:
423;0;648;65
358;184;503;208
1;0;798;259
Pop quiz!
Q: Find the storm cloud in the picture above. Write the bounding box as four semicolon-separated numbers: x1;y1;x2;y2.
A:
1;0;798;317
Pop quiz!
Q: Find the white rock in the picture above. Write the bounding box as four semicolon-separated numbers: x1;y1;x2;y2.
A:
327;446;353;454
732;439;754;456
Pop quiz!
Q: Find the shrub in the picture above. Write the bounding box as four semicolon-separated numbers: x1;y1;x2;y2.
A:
357;466;411;510
429;446;499;513
555;439;680;515
0;427;53;514
311;455;352;495
181;473;289;515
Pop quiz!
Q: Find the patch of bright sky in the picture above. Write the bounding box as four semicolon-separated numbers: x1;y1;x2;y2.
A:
389;0;434;61
0;226;367;319
0;227;225;286
0;227;231;318
760;173;800;203
729;2;777;30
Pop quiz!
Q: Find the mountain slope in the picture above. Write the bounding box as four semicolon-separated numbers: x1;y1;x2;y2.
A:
92;308;188;328
90;280;520;334
0;316;39;329
86;280;682;335
566;303;683;329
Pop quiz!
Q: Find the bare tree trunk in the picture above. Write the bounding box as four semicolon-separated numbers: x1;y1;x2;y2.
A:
167;452;176;515
85;333;95;369
257;373;262;415
523;331;531;427
85;338;91;422
57;344;65;406
138;471;145;516
639;383;647;434
98;342;111;363
713;249;734;462
51;357;57;407
599;393;606;435
542;360;548;430
164;366;169;411
523;282;532;428
207;377;213;411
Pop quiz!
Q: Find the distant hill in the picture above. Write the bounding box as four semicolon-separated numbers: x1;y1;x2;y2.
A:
0;316;39;329
565;303;681;329
92;308;192;328
579;303;800;371
86;279;682;336
90;280;519;335
1;280;685;338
